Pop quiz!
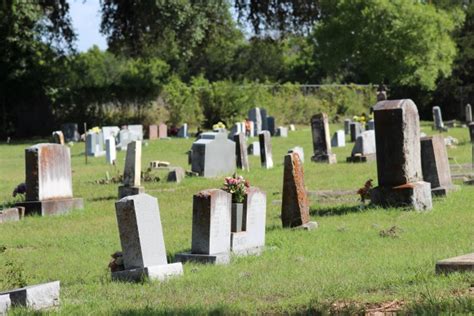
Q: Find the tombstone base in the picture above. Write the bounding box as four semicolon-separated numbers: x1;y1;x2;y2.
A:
311;153;337;164
0;281;60;310
431;185;459;197
297;221;319;231
0;208;21;223
230;232;264;256
118;186;145;199
87;151;106;157
370;181;432;211
112;263;183;282
16;198;83;216
0;295;10;314
435;253;474;274
346;154;376;163
174;252;230;265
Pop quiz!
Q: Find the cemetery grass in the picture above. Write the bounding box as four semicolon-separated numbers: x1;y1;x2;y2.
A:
0;123;473;314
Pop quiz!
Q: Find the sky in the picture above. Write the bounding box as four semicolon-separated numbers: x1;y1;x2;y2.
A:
70;0;107;52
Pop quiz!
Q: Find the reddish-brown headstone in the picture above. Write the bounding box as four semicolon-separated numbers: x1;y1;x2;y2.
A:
148;125;158;140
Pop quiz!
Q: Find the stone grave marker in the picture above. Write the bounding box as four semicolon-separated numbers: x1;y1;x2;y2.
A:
128;124;143;141
52;131;65;145
0;281;60;311
175;189;232;264
466;104;472;123
289;124;296;131
276;126;288;137
0;208;21;223
177;123;188;138
191;132;236;177
234;132;249;171
61;123;80;142
102;126;120;143
248;108;262;136
86;132;105;157
331;130;345;148
259;131;274;169
148;125;158;140
367;120;375;130
469;123;474;143
281;152;317;230
436;253;474;274
261;108;268;131
248;141;260;156
347;130;376;162
0;294;10;314
310;113;336;164
16;144;83;216
167;167;185;183
231;187;266;255
432;106;447;131
118;141;145;198
350;122;363;142
344;119;351;135
158;123;168;139
105;137;117;165
229;122;244;138
421;135;456;196
370;99;432;210
112;194;183;281
288;146;304;163
266;116;275;135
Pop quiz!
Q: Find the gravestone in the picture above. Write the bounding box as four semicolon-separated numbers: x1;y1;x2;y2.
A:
281;152;317;230
231;187;266;255
259;131;274;169
175;189;232;264
347;130;376;162
148;125;158;140
61;123;80;142
266;116;275;135
248;108;262;136
344;119;351;135
112;194;183;281
247;141;260;156
177;123;188;138
102;126;120;143
289;124;296;132
158;123;168;139
310;113;337;164
367;120;375;130
331;130;345;148
167;167;185;183
288;146;304;163
466;104;472;123
117;129;132;151
261;108;268;131
370;99;432;210
421;135;456;196
0;295;10;314
432;106;447;131
105;137;117;165
0;208;21;223
234;132;249;171
276;126;288;137
248;120;255;137
190;132;236;177
52;131;65;145
469;123;474;142
86;132;105;157
16;144;83;216
128;124;144;141
350;122;363;142
229;122;244;138
436;253;474;274
0;281;60;310
118;141;145;198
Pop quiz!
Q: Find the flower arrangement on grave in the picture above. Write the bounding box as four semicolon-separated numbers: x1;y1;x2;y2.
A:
213;122;226;130
222;174;249;203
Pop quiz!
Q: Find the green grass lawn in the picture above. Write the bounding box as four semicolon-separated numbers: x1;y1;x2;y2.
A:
0;122;473;314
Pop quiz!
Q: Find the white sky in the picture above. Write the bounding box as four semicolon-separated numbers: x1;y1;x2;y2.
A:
70;0;107;52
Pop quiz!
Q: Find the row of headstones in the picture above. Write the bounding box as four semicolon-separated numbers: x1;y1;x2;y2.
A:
432;104;473;131
247;107;288;137
229;120;290;138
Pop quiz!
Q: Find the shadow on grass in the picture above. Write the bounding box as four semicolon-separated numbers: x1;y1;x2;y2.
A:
90;195;117;202
116;306;236;315
310;204;371;217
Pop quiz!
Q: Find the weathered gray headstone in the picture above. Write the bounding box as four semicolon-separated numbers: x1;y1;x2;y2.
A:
102;126;120;143
191;132;236;177
466;104;472;123
344;119;351;135
347;130;376;162
52;131;65;145
128;124;144;141
167;167;185;183
175;189;232;264
118;129;132;151
261;108;268;131
281;152;317;230
61;123;80;142
118;141;145;198
436;253;474;274
247;141;260;156
350;122;363;142
276;126;288;137
231;187;266;255
259;131;273;169
148;125;158;140
0;294;10;314
248;108;262;136
112;194;183;281
158;123;168;139
0;208;20;223
86;132;105;157
421;135;456;196
105;137;116;165
266;116;275;135
432;106;447;131
16;144;83;216
234;132;249;171
288;146;304;163
310;113;336;164
370;99;432;210
331;130;345;148
0;281;60;310
177;123;188;138
367;120;375;130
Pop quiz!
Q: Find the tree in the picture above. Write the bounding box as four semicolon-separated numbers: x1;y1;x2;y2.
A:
312;0;464;90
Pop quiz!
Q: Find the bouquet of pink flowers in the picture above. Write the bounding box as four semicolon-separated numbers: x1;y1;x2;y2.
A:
222;174;249;203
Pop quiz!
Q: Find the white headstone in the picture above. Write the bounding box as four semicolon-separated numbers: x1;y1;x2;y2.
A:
105;137;116;165
331;130;346;147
